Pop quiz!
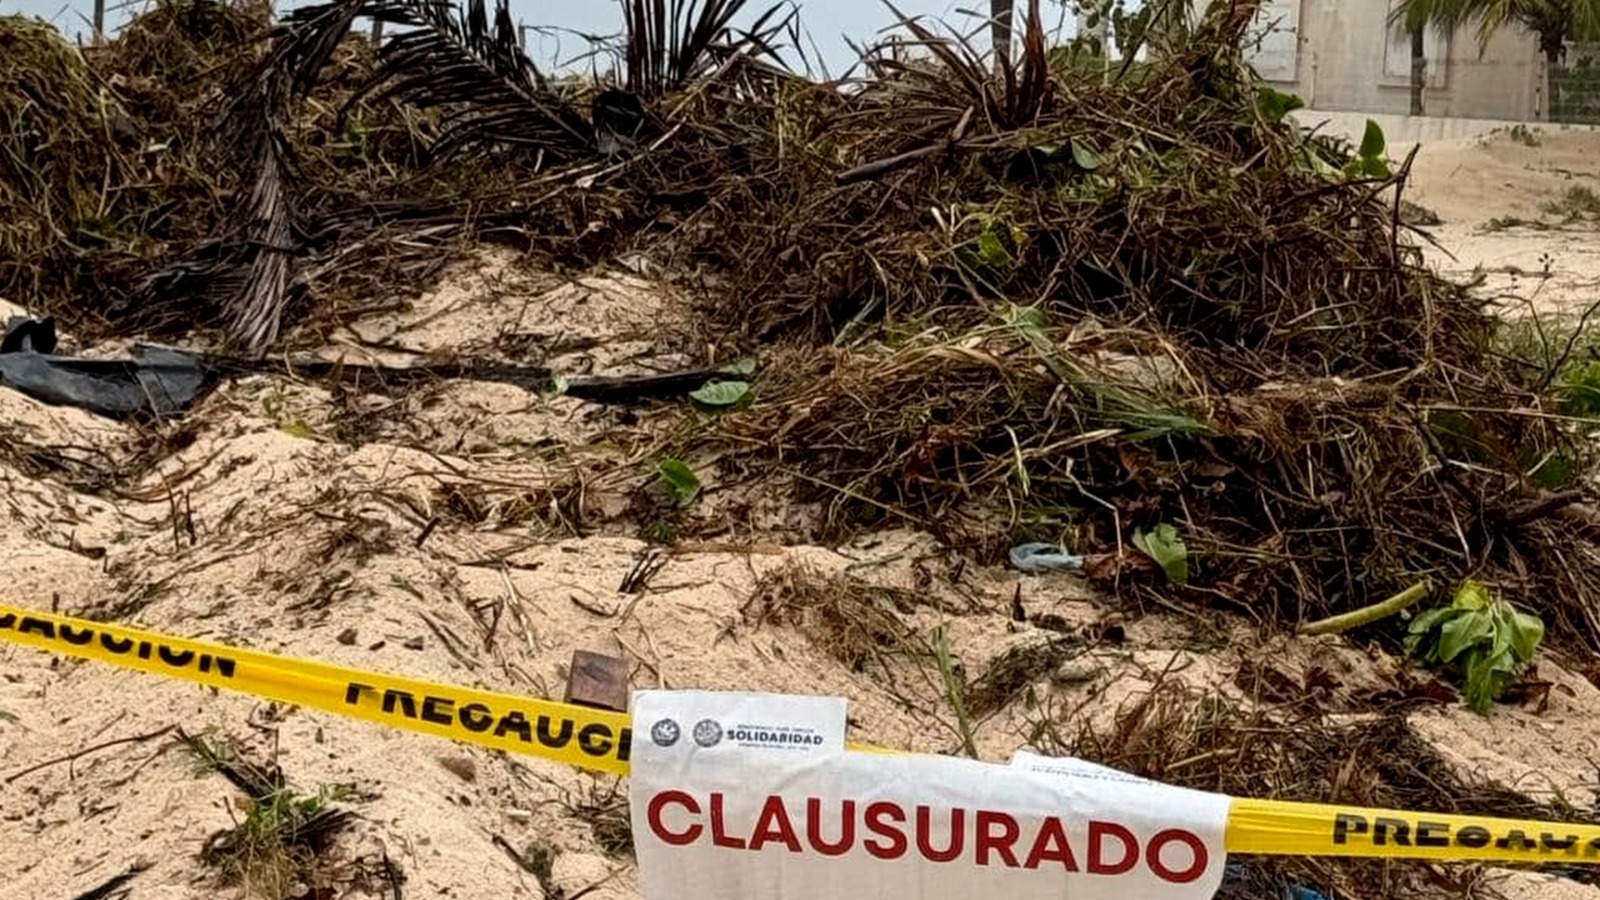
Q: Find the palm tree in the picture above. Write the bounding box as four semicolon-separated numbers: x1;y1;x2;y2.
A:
992;0;1014;75
1393;0;1600;119
1391;0;1450;115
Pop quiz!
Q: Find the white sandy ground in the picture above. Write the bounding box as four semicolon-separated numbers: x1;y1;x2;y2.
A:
1404;129;1600;320
3;135;1600;899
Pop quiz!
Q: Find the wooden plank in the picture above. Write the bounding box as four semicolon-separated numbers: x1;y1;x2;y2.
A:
564;650;630;712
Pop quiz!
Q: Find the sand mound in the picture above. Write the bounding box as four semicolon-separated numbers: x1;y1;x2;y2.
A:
0;249;1591;899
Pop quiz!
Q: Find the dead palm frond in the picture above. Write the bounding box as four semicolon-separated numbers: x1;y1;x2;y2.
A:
228;124;296;351
868;0;1051;135
621;0;796;99
270;0;594;162
197;0;799;354
217;21;331;354
213;0;593;353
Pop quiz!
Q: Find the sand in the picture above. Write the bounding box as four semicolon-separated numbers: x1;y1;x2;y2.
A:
1404;129;1600;318
2;133;1600;899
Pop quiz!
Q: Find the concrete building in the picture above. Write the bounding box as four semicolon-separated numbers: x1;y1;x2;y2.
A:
1243;0;1546;121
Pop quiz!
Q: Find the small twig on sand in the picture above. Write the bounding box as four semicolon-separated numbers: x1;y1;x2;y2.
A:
499;566;538;656
1297;581;1431;637
68;859;152;900
619;547;669;594
378;850;404;900
4;725;175;784
490;834;539;873
418;611;479;669
567;867;625;900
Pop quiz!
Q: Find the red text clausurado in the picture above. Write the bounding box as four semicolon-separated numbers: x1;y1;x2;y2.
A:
645;790;1211;883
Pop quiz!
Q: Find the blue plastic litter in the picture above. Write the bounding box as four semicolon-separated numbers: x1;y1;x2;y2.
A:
1221;862;1331;900
1009;542;1085;573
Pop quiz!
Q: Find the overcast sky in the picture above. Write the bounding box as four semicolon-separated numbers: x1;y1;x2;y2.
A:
1;0;1092;76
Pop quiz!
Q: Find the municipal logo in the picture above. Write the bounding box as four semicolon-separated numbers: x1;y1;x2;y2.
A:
650;718;681;747
692;718;724;748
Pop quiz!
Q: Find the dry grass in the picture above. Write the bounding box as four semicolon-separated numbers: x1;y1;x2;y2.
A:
1031;679;1598;899
741;565;925;672
0;16;129;311
965;633;1092;718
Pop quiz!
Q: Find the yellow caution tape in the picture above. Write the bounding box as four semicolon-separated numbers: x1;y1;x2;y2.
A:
1228;797;1600;863
0;602;633;774
3;601;1599;865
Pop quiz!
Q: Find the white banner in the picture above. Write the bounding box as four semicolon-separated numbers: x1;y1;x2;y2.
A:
630;690;1231;900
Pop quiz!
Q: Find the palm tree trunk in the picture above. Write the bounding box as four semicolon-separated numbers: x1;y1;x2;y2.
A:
992;0;1014;77
1543;38;1564;122
1408;26;1425;116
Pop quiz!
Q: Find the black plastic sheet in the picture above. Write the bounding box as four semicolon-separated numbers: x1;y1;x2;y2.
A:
0;317;206;419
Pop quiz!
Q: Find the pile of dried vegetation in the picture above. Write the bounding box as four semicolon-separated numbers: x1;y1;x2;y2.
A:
649;9;1600;647
0;0;472;345
0;15;128;310
5;0;1600;690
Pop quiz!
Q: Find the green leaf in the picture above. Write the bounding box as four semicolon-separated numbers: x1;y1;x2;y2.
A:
656;459;701;507
689;380;751;408
1507;610;1545;661
1405;606;1461;658
977;226;1011;268
1403;629;1429;657
1461;648;1497;713
1487;608;1514;661
1257;87;1305;124
1486;651;1522;674
1452;580;1492;612
718;357;758;377
1070;138;1102;171
1132;523;1189;586
1407;606;1459;636
1410;580;1545;715
1359;118;1386;160
1437;612;1493;663
1362;155;1391;178
1007;305;1049;332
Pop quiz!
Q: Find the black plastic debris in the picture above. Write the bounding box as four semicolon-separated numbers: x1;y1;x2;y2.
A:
0;317;206;419
0;315;746;419
1;316;57;354
1217;863;1331;900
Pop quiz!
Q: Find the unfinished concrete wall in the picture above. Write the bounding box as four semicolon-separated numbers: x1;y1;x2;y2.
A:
1288;110;1600;144
1246;0;1544;121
